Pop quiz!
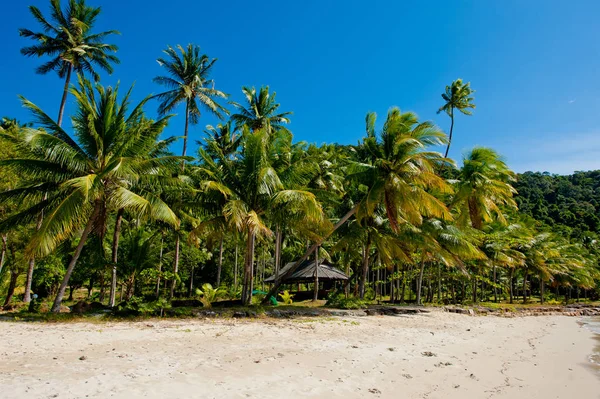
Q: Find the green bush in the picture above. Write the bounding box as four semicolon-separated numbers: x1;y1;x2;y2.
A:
326;293;369;309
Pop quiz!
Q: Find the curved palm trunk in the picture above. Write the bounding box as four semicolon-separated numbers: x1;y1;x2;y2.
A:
57;64;73;128
540;276;545;304
359;233;372;299
509;268;514;304
0;234;7;276
241;231;256;305
169;234;180;299
263;205;358;305
3;269;19;308
51;203;101;313
216;237;224;287
443;107;454;158
416;257;426;305
109;208;124;307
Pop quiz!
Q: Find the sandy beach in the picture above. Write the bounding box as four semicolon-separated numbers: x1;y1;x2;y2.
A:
0;310;598;399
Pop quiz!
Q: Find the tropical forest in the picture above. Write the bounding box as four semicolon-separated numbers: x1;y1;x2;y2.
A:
1;0;599;318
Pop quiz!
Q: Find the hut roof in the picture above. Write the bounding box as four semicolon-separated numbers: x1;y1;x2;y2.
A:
264;260;349;283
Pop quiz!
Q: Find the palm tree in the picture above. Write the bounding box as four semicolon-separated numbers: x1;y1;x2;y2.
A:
452;147;517;230
0;77;180;312
197;127;323;305
411;219;484;305
230;86;291;134
19;0;120;127
437;79;475;157
153;44;228;163
265;108;454;302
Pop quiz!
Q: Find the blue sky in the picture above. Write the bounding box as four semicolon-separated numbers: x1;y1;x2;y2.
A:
2;0;600;174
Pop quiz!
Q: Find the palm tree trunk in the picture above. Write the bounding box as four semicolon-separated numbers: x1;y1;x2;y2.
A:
444;107;454;158
313;246;319;301
416;257;426;305
181;100;190;170
57;64;73;127
188;265;195;296
216;237;224;287
509;268;514;304
263;205;358;304
437;264;441;302
51;203;101;313
0;234;6;276
359;233;371;299
389;264;395;303
522;271;528;303
241;231;256;305
109;208;124;307
23;195;47;303
3;269;18;307
234;243;238;290
540;277;544;304
274;226;282;277
156;232;164;299
493;265;498;303
170;234;180;299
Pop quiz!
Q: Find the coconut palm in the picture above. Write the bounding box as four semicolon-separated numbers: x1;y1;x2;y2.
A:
437;79;475;157
410;219;484;305
0;77;180;312
230;86;291;134
265;108;454;302
452;147;517;230
197;127;323;305
19;0;120;127
153;44;228;163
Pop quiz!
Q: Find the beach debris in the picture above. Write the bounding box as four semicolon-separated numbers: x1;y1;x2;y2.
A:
368;388;381;394
422;351;437;357
402;374;413;379
78;356;87;361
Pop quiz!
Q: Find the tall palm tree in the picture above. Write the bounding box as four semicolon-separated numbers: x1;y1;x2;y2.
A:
265;108;454;302
19;0;120;127
153;44;228;297
437;79;475;158
197;127;323;305
153;44;228;163
230;86;291;134
452;147;517;230
0;77;180;312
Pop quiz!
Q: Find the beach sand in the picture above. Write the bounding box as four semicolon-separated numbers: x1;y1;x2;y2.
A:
0;310;598;398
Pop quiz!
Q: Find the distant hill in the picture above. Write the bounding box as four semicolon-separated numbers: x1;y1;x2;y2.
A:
514;171;600;237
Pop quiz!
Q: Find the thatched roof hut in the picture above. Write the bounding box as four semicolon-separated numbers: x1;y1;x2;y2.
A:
264;260;349;284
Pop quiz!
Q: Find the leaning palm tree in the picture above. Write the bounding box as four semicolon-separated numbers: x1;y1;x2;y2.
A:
0;77;180;312
452;147;517;230
19;0;120;127
230;86;292;134
265;108;454;302
153;44;228;163
437;79;475;157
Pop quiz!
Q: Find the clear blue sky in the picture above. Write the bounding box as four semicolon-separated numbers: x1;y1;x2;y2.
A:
3;0;600;174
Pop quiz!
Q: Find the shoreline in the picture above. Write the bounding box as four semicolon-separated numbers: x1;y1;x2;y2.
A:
1;310;598;398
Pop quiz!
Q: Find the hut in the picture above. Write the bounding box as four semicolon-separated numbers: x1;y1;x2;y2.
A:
264;260;348;300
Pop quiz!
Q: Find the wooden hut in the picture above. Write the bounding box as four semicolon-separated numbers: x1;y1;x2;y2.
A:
264;260;348;300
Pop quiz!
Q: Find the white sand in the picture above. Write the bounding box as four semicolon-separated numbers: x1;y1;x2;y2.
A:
0;310;598;398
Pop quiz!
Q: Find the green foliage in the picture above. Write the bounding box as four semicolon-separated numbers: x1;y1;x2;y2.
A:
116;296;171;316
278;290;294;305
195;283;223;308
326;293;370;309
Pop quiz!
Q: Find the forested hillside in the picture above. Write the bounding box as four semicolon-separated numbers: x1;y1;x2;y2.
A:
515;171;600;238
